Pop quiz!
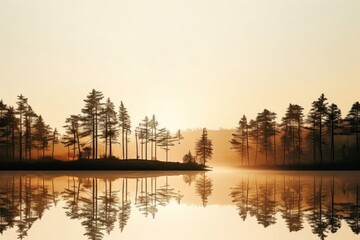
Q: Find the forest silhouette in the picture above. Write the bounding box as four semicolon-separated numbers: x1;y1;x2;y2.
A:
0;90;359;170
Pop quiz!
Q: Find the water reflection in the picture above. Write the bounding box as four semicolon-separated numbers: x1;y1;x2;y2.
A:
0;173;192;240
1;171;360;239
230;173;360;239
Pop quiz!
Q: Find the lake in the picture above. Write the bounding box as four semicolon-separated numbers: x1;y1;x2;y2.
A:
1;168;359;240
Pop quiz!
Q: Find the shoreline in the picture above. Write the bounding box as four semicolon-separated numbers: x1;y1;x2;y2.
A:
0;158;210;171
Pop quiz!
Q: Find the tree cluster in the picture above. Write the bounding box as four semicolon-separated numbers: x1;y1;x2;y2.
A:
0;95;57;161
0;89;184;162
230;93;360;167
61;89;183;161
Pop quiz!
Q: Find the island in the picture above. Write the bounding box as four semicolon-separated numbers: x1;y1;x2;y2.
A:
0;158;210;171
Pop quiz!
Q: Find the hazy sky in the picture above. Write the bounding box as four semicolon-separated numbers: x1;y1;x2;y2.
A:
1;0;360;133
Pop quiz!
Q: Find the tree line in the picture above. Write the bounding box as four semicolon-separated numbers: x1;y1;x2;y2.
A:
230;93;360;167
0;95;59;161
0;89;185;162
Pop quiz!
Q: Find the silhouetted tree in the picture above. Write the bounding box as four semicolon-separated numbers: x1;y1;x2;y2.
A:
139;116;151;160
307;94;328;166
257;109;277;165
326;104;342;164
346;102;360;163
249;119;260;165
195;128;213;165
1;106;18;161
174;129;184;144
62;115;82;160
100;98;118;158
24;105;37;160
149;115;158;160
230;115;250;166
51;128;59;160
182;150;196;164
16;95;28;161
81;89;104;160
33;115;51;158
119;101;131;160
281;104;304;165
158;129;176;162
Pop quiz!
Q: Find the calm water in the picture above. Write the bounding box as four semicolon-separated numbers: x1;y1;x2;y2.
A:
1;168;360;240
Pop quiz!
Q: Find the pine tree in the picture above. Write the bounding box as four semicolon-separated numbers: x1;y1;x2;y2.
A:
230;115;250;166
281;104;304;165
158;129;176;162
307;94;328;166
326;103;342;164
62;115;82;160
139;116;151;160
257;109;276;165
101;98;118;158
33;115;51;158
149;115;158;160
249;119;260;165
16;94;28;161
346;101;360;162
195;128;213;165
81;89;104;160
119;101;131;159
51;128;59;160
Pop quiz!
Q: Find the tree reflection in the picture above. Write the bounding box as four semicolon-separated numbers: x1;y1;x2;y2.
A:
230;175;250;221
119;178;130;232
256;177;276;227
99;179;118;235
2;173;360;239
195;173;213;207
136;176;183;218
280;176;303;232
345;182;360;234
230;174;360;239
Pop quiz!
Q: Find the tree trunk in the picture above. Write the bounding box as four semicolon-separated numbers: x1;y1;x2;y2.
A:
52;139;55;160
246;127;250;166
135;132;139;160
122;128;125;160
319;114;323;166
19;112;22;161
109;132;112;158
297;121;301;165
125;131;128;160
313;121;316;165
273;123;276;166
95;110;98;160
151;128;154;160
145;128;148;160
154;128;157;160
331;122;335;164
92;115;95;160
11;126;15;162
77;131;81;160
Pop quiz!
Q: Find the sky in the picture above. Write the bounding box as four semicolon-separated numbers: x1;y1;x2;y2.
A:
1;0;360;133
